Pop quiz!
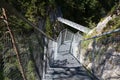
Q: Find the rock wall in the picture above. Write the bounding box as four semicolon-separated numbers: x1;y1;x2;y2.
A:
80;12;120;79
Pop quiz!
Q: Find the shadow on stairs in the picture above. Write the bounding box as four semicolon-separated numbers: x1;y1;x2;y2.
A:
42;66;99;80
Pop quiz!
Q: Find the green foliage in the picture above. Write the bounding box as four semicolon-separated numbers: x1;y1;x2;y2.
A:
49;0;56;7
81;39;93;53
28;41;33;54
0;0;120;79
4;62;23;80
4;0;119;36
56;0;119;28
38;2;46;16
0;42;3;51
108;4;118;15
45;17;52;36
4;63;15;75
27;60;36;80
84;17;96;29
103;16;120;32
0;60;4;80
56;0;103;28
4;77;9;80
0;72;4;80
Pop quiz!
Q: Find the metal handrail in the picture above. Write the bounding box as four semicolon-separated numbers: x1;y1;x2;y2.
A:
82;28;120;41
69;52;100;80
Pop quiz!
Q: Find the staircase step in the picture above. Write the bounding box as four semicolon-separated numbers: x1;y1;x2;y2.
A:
46;69;54;74
43;68;92;80
43;74;91;80
47;67;66;72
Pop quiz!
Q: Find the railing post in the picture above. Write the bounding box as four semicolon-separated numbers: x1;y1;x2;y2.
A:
69;34;74;54
92;38;96;74
78;40;81;60
42;37;49;79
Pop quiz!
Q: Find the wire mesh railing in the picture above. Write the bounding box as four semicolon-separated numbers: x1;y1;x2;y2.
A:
46;29;83;68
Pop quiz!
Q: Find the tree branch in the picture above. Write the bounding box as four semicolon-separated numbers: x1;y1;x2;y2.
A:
2;8;27;80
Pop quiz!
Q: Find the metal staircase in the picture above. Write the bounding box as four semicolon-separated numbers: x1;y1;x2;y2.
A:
42;29;96;80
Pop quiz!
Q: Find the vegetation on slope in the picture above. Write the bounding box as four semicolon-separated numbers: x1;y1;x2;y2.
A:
0;0;120;80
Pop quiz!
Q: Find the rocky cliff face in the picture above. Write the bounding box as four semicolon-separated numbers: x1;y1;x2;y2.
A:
93;37;120;80
80;10;120;80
